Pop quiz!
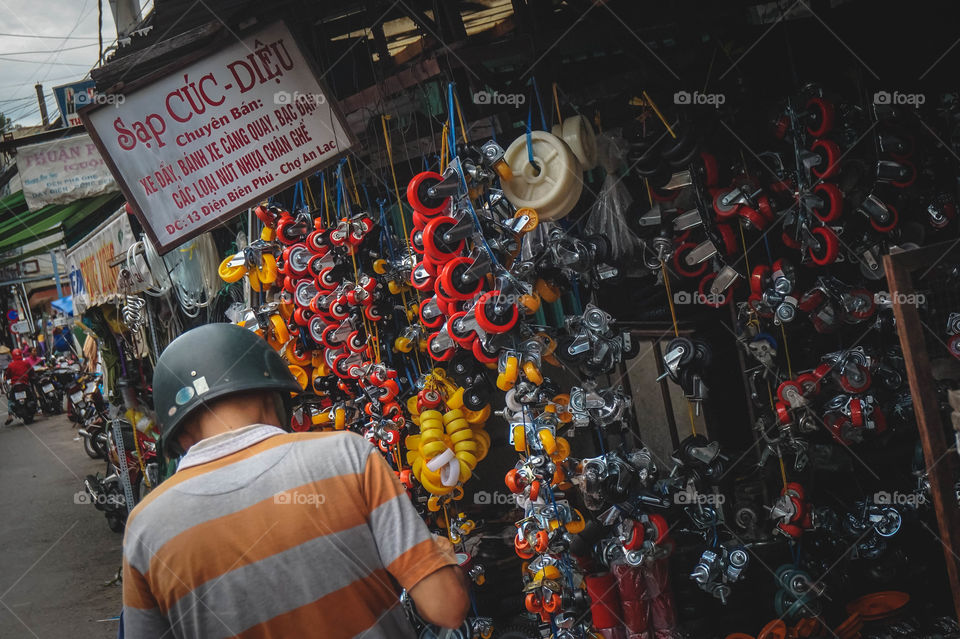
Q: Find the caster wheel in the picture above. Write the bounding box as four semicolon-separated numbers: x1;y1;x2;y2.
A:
807;226;839;266
439;256;484;300
672;242;708;278
810;182;843;222
870;203;899;233
805;97;835;138
811;139;841;179
475;291;518;334
407;171;449;216
422;215;465;261
712;189;741;220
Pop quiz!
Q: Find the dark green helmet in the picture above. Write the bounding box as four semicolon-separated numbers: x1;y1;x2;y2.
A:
153;323;300;455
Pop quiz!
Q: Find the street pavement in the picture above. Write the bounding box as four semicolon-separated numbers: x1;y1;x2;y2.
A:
0;407;123;638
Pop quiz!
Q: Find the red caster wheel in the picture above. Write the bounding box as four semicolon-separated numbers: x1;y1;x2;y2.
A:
891;161;916;189
750;264;771;296
321;324;342;348
254;204;279;226
796;372;820;396
712;189;741;220
305;229;329;253
810;182;843;222
779;523;804;539
715;223;738;255
847;288;876;320
777;380;804;405
870;203;899;233
345;331;366;353
810;139;841;179
773;115;789;140
276;216;304;245
672;243;709;278
757;195;775;221
739;205;768;231
328;299;350;320
471;337;499;364
412;209;429;231
419;298;445;330
427;332;455;361
447;312;476;349
948;334;960;359
475;291;518;334
698;273;730;308
439;256;484;300
290;410;311;432
422;215;465;261
805;97;835;138
849;398;864;428
873;407;887;433
293;306;313;327
623;522;645;550
316;266;340;290
410;228;425;255
701;151;719;188
648;514;670;544
410;263;436;292
407;171;449;216
775;401;792;425
839;369;872;393
797;289;825;312
807;226;839;266
364;305;383;322
782;229;802;250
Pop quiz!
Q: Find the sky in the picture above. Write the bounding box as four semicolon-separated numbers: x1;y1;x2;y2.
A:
0;0;153;127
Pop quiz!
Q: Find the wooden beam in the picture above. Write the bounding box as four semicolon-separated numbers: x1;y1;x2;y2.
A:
885;251;960;622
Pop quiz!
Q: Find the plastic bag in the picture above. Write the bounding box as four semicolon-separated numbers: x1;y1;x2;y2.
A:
586;131;638;261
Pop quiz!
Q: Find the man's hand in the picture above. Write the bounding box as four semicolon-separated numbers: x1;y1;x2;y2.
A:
408;537;470;629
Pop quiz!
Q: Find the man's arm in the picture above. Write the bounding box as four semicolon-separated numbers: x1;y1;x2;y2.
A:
407;538;470;628
122;556;172;636
359;442;470;629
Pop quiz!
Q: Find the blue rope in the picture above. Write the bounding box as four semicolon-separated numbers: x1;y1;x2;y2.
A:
446;83;458;157
526;103;537;169
530;76;547;130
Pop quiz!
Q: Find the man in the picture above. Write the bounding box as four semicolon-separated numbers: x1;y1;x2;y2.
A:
24;347;42;367
4;349;33;425
123;323;469;638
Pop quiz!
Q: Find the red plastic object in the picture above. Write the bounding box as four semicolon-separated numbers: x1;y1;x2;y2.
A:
406;171;449;216
811;182;843;222
811;139;841;179
805;97;835;138
585;573;624;630
807;226;839;266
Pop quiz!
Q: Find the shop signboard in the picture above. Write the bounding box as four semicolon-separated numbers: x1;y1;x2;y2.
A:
65;208;153;313
52;80;98;128
80;21;355;253
16;133;119;210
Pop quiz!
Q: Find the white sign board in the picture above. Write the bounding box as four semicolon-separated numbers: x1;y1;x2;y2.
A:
81;21;354;253
12;320;31;334
16;133;119;210
66;208;154;313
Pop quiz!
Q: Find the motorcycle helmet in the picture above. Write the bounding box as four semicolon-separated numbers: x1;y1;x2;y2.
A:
153;323;300;456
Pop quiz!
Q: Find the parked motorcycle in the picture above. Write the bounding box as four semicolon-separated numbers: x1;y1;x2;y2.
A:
71;374;108;459
84;417;159;532
33;365;64;415
83;377;161;532
8;381;39;424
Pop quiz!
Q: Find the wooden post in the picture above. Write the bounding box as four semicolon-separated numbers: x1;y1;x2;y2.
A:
884;252;960;622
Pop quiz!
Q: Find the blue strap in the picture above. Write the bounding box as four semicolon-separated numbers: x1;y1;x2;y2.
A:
446;83;458;156
531;76;547;130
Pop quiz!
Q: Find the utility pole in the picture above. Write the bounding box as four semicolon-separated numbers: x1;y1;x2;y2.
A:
35;84;49;127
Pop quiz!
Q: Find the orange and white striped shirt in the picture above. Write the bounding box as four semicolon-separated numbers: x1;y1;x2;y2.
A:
122;425;455;638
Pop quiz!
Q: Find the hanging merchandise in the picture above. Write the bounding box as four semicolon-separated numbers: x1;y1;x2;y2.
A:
586;131;639;261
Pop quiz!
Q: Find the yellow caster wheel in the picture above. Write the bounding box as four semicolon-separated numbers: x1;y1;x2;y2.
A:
395;336;414;353
497;356;519;391
512;424;527;452
288;365;309;390
373;259;389;274
535;278;561;303
514;207;538;232
218;256;246;283
523;360;543;385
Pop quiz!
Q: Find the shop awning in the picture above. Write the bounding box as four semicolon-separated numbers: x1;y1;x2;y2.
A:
51;295;74;315
0;191;122;253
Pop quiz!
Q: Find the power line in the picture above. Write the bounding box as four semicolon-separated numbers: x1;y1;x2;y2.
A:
0;57;92;66
0;32;99;40
0;43;98;56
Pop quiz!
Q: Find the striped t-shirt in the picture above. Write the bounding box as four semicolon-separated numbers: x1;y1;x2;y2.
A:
122;425;455;638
